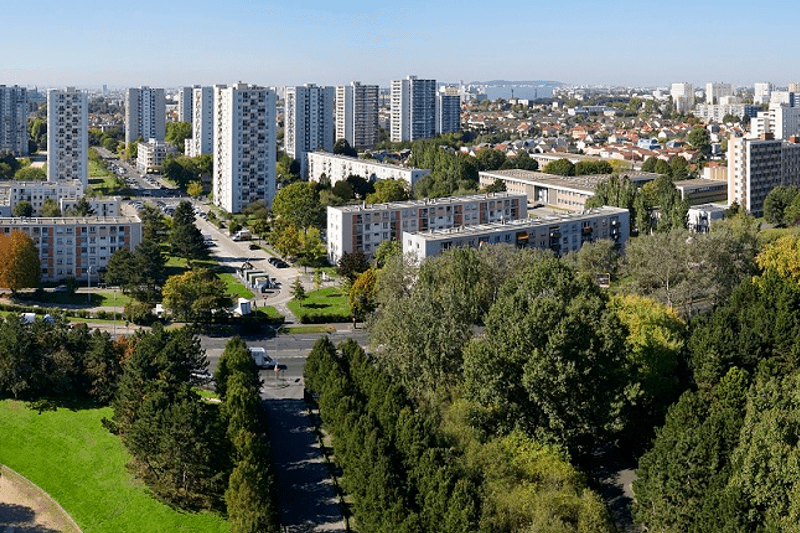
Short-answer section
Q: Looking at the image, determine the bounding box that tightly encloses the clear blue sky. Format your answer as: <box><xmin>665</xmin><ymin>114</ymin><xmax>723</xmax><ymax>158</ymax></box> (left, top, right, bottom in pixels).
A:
<box><xmin>1</xmin><ymin>0</ymin><xmax>794</xmax><ymax>89</ymax></box>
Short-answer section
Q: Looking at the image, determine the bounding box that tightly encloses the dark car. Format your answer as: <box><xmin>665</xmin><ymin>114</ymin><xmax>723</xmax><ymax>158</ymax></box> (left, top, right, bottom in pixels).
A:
<box><xmin>249</xmin><ymin>243</ymin><xmax>260</xmax><ymax>250</ymax></box>
<box><xmin>275</xmin><ymin>260</ymin><xmax>289</xmax><ymax>268</ymax></box>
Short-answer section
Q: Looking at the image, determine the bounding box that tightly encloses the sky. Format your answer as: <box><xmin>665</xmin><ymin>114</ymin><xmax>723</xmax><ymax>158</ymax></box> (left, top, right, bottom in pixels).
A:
<box><xmin>1</xmin><ymin>0</ymin><xmax>795</xmax><ymax>89</ymax></box>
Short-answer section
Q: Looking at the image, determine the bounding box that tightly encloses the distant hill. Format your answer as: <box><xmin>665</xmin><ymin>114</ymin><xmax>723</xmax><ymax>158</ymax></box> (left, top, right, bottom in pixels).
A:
<box><xmin>468</xmin><ymin>80</ymin><xmax>564</xmax><ymax>86</ymax></box>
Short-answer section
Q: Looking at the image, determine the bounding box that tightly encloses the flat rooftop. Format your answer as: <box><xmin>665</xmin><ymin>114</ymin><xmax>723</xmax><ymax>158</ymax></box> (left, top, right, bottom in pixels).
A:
<box><xmin>480</xmin><ymin>169</ymin><xmax>658</xmax><ymax>192</ymax></box>
<box><xmin>673</xmin><ymin>178</ymin><xmax>728</xmax><ymax>190</ymax></box>
<box><xmin>330</xmin><ymin>192</ymin><xmax>527</xmax><ymax>213</ymax></box>
<box><xmin>409</xmin><ymin>206</ymin><xmax>629</xmax><ymax>239</ymax></box>
<box><xmin>309</xmin><ymin>152</ymin><xmax>429</xmax><ymax>172</ymax></box>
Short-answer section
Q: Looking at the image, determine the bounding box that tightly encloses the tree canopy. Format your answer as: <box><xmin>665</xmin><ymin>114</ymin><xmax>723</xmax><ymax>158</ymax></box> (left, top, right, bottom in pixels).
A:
<box><xmin>0</xmin><ymin>231</ymin><xmax>40</xmax><ymax>293</ymax></box>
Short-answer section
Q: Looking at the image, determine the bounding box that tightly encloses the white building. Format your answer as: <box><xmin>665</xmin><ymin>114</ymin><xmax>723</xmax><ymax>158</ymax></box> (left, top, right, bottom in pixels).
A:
<box><xmin>213</xmin><ymin>83</ymin><xmax>277</xmax><ymax>213</ymax></box>
<box><xmin>47</xmin><ymin>88</ymin><xmax>88</xmax><ymax>187</ymax></box>
<box><xmin>125</xmin><ymin>87</ymin><xmax>166</xmax><ymax>145</ymax></box>
<box><xmin>0</xmin><ymin>85</ymin><xmax>28</xmax><ymax>156</ymax></box>
<box><xmin>137</xmin><ymin>139</ymin><xmax>175</xmax><ymax>171</ymax></box>
<box><xmin>436</xmin><ymin>86</ymin><xmax>461</xmax><ymax>134</ymax></box>
<box><xmin>670</xmin><ymin>82</ymin><xmax>694</xmax><ymax>114</ymax></box>
<box><xmin>186</xmin><ymin>86</ymin><xmax>214</xmax><ymax>157</ymax></box>
<box><xmin>694</xmin><ymin>103</ymin><xmax>759</xmax><ymax>123</ymax></box>
<box><xmin>307</xmin><ymin>152</ymin><xmax>430</xmax><ymax>187</ymax></box>
<box><xmin>403</xmin><ymin>206</ymin><xmax>630</xmax><ymax>262</ymax></box>
<box><xmin>769</xmin><ymin>91</ymin><xmax>796</xmax><ymax>107</ymax></box>
<box><xmin>59</xmin><ymin>196</ymin><xmax>121</xmax><ymax>218</ymax></box>
<box><xmin>687</xmin><ymin>203</ymin><xmax>726</xmax><ymax>233</ymax></box>
<box><xmin>327</xmin><ymin>192</ymin><xmax>526</xmax><ymax>264</ymax></box>
<box><xmin>391</xmin><ymin>76</ymin><xmax>437</xmax><ymax>142</ymax></box>
<box><xmin>754</xmin><ymin>82</ymin><xmax>773</xmax><ymax>105</ymax></box>
<box><xmin>0</xmin><ymin>180</ymin><xmax>83</xmax><ymax>216</ymax></box>
<box><xmin>285</xmin><ymin>84</ymin><xmax>335</xmax><ymax>177</ymax></box>
<box><xmin>705</xmin><ymin>82</ymin><xmax>733</xmax><ymax>105</ymax></box>
<box><xmin>177</xmin><ymin>86</ymin><xmax>193</xmax><ymax>123</ymax></box>
<box><xmin>750</xmin><ymin>105</ymin><xmax>800</xmax><ymax>140</ymax></box>
<box><xmin>728</xmin><ymin>134</ymin><xmax>800</xmax><ymax>215</ymax></box>
<box><xmin>0</xmin><ymin>216</ymin><xmax>142</xmax><ymax>282</ymax></box>
<box><xmin>335</xmin><ymin>82</ymin><xmax>379</xmax><ymax>150</ymax></box>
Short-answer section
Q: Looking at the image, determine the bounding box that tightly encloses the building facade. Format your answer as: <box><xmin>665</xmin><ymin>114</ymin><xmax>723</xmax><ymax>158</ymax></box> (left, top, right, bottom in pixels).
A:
<box><xmin>285</xmin><ymin>84</ymin><xmax>335</xmax><ymax>177</ymax></box>
<box><xmin>137</xmin><ymin>139</ymin><xmax>174</xmax><ymax>171</ymax></box>
<box><xmin>0</xmin><ymin>180</ymin><xmax>83</xmax><ymax>216</ymax></box>
<box><xmin>754</xmin><ymin>82</ymin><xmax>773</xmax><ymax>105</ymax></box>
<box><xmin>403</xmin><ymin>206</ymin><xmax>630</xmax><ymax>262</ymax></box>
<box><xmin>335</xmin><ymin>82</ymin><xmax>379</xmax><ymax>150</ymax></box>
<box><xmin>694</xmin><ymin>103</ymin><xmax>760</xmax><ymax>123</ymax></box>
<box><xmin>125</xmin><ymin>87</ymin><xmax>166</xmax><ymax>145</ymax></box>
<box><xmin>436</xmin><ymin>87</ymin><xmax>461</xmax><ymax>134</ymax></box>
<box><xmin>307</xmin><ymin>152</ymin><xmax>430</xmax><ymax>188</ymax></box>
<box><xmin>326</xmin><ymin>192</ymin><xmax>526</xmax><ymax>264</ymax></box>
<box><xmin>670</xmin><ymin>82</ymin><xmax>694</xmax><ymax>114</ymax></box>
<box><xmin>47</xmin><ymin>88</ymin><xmax>88</xmax><ymax>187</ymax></box>
<box><xmin>177</xmin><ymin>86</ymin><xmax>193</xmax><ymax>123</ymax></box>
<box><xmin>390</xmin><ymin>76</ymin><xmax>436</xmax><ymax>142</ymax></box>
<box><xmin>0</xmin><ymin>85</ymin><xmax>28</xmax><ymax>156</ymax></box>
<box><xmin>213</xmin><ymin>83</ymin><xmax>277</xmax><ymax>213</ymax></box>
<box><xmin>0</xmin><ymin>216</ymin><xmax>142</xmax><ymax>282</ymax></box>
<box><xmin>186</xmin><ymin>86</ymin><xmax>214</xmax><ymax>157</ymax></box>
<box><xmin>727</xmin><ymin>135</ymin><xmax>800</xmax><ymax>216</ymax></box>
<box><xmin>705</xmin><ymin>82</ymin><xmax>733</xmax><ymax>105</ymax></box>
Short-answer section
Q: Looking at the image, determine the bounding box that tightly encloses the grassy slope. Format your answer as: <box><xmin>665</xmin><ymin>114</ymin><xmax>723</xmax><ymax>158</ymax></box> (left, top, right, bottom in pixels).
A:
<box><xmin>0</xmin><ymin>400</ymin><xmax>228</xmax><ymax>533</ymax></box>
<box><xmin>286</xmin><ymin>287</ymin><xmax>350</xmax><ymax>321</ymax></box>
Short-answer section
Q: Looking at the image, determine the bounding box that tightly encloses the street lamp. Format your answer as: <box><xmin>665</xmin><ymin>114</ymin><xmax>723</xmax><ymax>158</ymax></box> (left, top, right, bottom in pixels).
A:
<box><xmin>87</xmin><ymin>265</ymin><xmax>94</xmax><ymax>304</ymax></box>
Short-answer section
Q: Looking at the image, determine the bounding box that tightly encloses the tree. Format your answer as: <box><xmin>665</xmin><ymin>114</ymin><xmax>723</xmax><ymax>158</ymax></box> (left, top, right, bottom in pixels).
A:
<box><xmin>270</xmin><ymin>181</ymin><xmax>325</xmax><ymax>231</ymax></box>
<box><xmin>214</xmin><ymin>336</ymin><xmax>260</xmax><ymax>401</ymax></box>
<box><xmin>187</xmin><ymin>181</ymin><xmax>204</xmax><ymax>198</ymax></box>
<box><xmin>270</xmin><ymin>223</ymin><xmax>302</xmax><ymax>259</ymax></box>
<box><xmin>373</xmin><ymin>240</ymin><xmax>401</xmax><ymax>269</ymax></box>
<box><xmin>290</xmin><ymin>278</ymin><xmax>306</xmax><ymax>306</ymax></box>
<box><xmin>169</xmin><ymin>201</ymin><xmax>208</xmax><ymax>262</ymax></box>
<box><xmin>756</xmin><ymin>233</ymin><xmax>800</xmax><ymax>283</ymax></box>
<box><xmin>688</xmin><ymin>126</ymin><xmax>712</xmax><ymax>155</ymax></box>
<box><xmin>512</xmin><ymin>151</ymin><xmax>538</xmax><ymax>171</ymax></box>
<box><xmin>296</xmin><ymin>227</ymin><xmax>326</xmax><ymax>271</ymax></box>
<box><xmin>336</xmin><ymin>250</ymin><xmax>370</xmax><ymax>282</ymax></box>
<box><xmin>462</xmin><ymin>259</ymin><xmax>626</xmax><ymax>461</ymax></box>
<box><xmin>333</xmin><ymin>138</ymin><xmax>357</xmax><ymax>157</ymax></box>
<box><xmin>0</xmin><ymin>231</ymin><xmax>40</xmax><ymax>294</ymax></box>
<box><xmin>483</xmin><ymin>178</ymin><xmax>506</xmax><ymax>193</ymax></box>
<box><xmin>349</xmin><ymin>269</ymin><xmax>378</xmax><ymax>320</ymax></box>
<box><xmin>365</xmin><ymin>179</ymin><xmax>409</xmax><ymax>204</ymax></box>
<box><xmin>763</xmin><ymin>185</ymin><xmax>800</xmax><ymax>226</ymax></box>
<box><xmin>40</xmin><ymin>198</ymin><xmax>61</xmax><ymax>217</ymax></box>
<box><xmin>65</xmin><ymin>196</ymin><xmax>94</xmax><ymax>217</ymax></box>
<box><xmin>574</xmin><ymin>159</ymin><xmax>614</xmax><ymax>175</ymax></box>
<box><xmin>12</xmin><ymin>201</ymin><xmax>32</xmax><ymax>217</ymax></box>
<box><xmin>474</xmin><ymin>148</ymin><xmax>508</xmax><ymax>171</ymax></box>
<box><xmin>162</xmin><ymin>269</ymin><xmax>233</xmax><ymax>323</ymax></box>
<box><xmin>165</xmin><ymin>121</ymin><xmax>192</xmax><ymax>149</ymax></box>
<box><xmin>225</xmin><ymin>431</ymin><xmax>280</xmax><ymax>533</ymax></box>
<box><xmin>542</xmin><ymin>158</ymin><xmax>575</xmax><ymax>176</ymax></box>
<box><xmin>14</xmin><ymin>167</ymin><xmax>46</xmax><ymax>181</ymax></box>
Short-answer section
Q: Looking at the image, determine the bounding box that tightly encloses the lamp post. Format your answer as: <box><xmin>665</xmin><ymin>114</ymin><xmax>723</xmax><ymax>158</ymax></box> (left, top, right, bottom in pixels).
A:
<box><xmin>87</xmin><ymin>265</ymin><xmax>94</xmax><ymax>304</ymax></box>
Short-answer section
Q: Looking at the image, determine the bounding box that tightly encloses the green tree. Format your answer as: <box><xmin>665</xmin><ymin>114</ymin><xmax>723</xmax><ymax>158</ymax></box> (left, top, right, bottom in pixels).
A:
<box><xmin>688</xmin><ymin>126</ymin><xmax>712</xmax><ymax>155</ymax></box>
<box><xmin>333</xmin><ymin>138</ymin><xmax>357</xmax><ymax>157</ymax></box>
<box><xmin>14</xmin><ymin>167</ymin><xmax>46</xmax><ymax>181</ymax></box>
<box><xmin>65</xmin><ymin>196</ymin><xmax>94</xmax><ymax>217</ymax></box>
<box><xmin>162</xmin><ymin>268</ymin><xmax>233</xmax><ymax>323</ymax></box>
<box><xmin>462</xmin><ymin>259</ymin><xmax>625</xmax><ymax>461</ymax></box>
<box><xmin>12</xmin><ymin>201</ymin><xmax>32</xmax><ymax>217</ymax></box>
<box><xmin>542</xmin><ymin>158</ymin><xmax>576</xmax><ymax>176</ymax></box>
<box><xmin>349</xmin><ymin>269</ymin><xmax>378</xmax><ymax>320</ymax></box>
<box><xmin>270</xmin><ymin>181</ymin><xmax>324</xmax><ymax>231</ymax></box>
<box><xmin>365</xmin><ymin>178</ymin><xmax>409</xmax><ymax>204</ymax></box>
<box><xmin>187</xmin><ymin>181</ymin><xmax>203</xmax><ymax>198</ymax></box>
<box><xmin>169</xmin><ymin>201</ymin><xmax>208</xmax><ymax>262</ymax></box>
<box><xmin>39</xmin><ymin>198</ymin><xmax>61</xmax><ymax>217</ymax></box>
<box><xmin>225</xmin><ymin>431</ymin><xmax>280</xmax><ymax>533</ymax></box>
<box><xmin>373</xmin><ymin>240</ymin><xmax>401</xmax><ymax>269</ymax></box>
<box><xmin>474</xmin><ymin>147</ymin><xmax>508</xmax><ymax>171</ymax></box>
<box><xmin>336</xmin><ymin>250</ymin><xmax>370</xmax><ymax>282</ymax></box>
<box><xmin>763</xmin><ymin>185</ymin><xmax>800</xmax><ymax>226</ymax></box>
<box><xmin>165</xmin><ymin>121</ymin><xmax>192</xmax><ymax>149</ymax></box>
<box><xmin>214</xmin><ymin>336</ymin><xmax>260</xmax><ymax>401</ymax></box>
<box><xmin>0</xmin><ymin>231</ymin><xmax>40</xmax><ymax>294</ymax></box>
<box><xmin>290</xmin><ymin>278</ymin><xmax>306</xmax><ymax>306</ymax></box>
<box><xmin>512</xmin><ymin>151</ymin><xmax>539</xmax><ymax>171</ymax></box>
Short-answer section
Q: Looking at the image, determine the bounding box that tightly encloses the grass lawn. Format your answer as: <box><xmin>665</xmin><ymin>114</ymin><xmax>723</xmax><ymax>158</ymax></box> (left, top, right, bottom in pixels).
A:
<box><xmin>287</xmin><ymin>287</ymin><xmax>351</xmax><ymax>323</ymax></box>
<box><xmin>282</xmin><ymin>324</ymin><xmax>336</xmax><ymax>334</ymax></box>
<box><xmin>218</xmin><ymin>272</ymin><xmax>253</xmax><ymax>299</ymax></box>
<box><xmin>17</xmin><ymin>291</ymin><xmax>132</xmax><ymax>308</ymax></box>
<box><xmin>0</xmin><ymin>400</ymin><xmax>228</xmax><ymax>533</ymax></box>
<box><xmin>253</xmin><ymin>306</ymin><xmax>285</xmax><ymax>324</ymax></box>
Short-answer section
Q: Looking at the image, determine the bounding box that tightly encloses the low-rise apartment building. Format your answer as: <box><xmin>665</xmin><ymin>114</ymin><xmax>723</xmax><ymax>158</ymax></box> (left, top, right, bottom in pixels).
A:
<box><xmin>326</xmin><ymin>192</ymin><xmax>526</xmax><ymax>264</ymax></box>
<box><xmin>0</xmin><ymin>216</ymin><xmax>142</xmax><ymax>282</ymax></box>
<box><xmin>307</xmin><ymin>152</ymin><xmax>430</xmax><ymax>187</ymax></box>
<box><xmin>0</xmin><ymin>180</ymin><xmax>84</xmax><ymax>216</ymax></box>
<box><xmin>403</xmin><ymin>206</ymin><xmax>630</xmax><ymax>262</ymax></box>
<box><xmin>137</xmin><ymin>139</ymin><xmax>175</xmax><ymax>172</ymax></box>
<box><xmin>673</xmin><ymin>179</ymin><xmax>728</xmax><ymax>205</ymax></box>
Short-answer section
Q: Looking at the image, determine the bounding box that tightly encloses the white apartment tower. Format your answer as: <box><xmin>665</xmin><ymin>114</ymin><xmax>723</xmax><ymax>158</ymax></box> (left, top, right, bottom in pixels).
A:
<box><xmin>125</xmin><ymin>86</ymin><xmax>166</xmax><ymax>145</ymax></box>
<box><xmin>285</xmin><ymin>84</ymin><xmax>335</xmax><ymax>177</ymax></box>
<box><xmin>391</xmin><ymin>76</ymin><xmax>437</xmax><ymax>142</ymax></box>
<box><xmin>47</xmin><ymin>88</ymin><xmax>88</xmax><ymax>187</ymax></box>
<box><xmin>177</xmin><ymin>86</ymin><xmax>193</xmax><ymax>123</ymax></box>
<box><xmin>335</xmin><ymin>82</ymin><xmax>379</xmax><ymax>150</ymax></box>
<box><xmin>186</xmin><ymin>86</ymin><xmax>214</xmax><ymax>157</ymax></box>
<box><xmin>754</xmin><ymin>82</ymin><xmax>773</xmax><ymax>105</ymax></box>
<box><xmin>436</xmin><ymin>86</ymin><xmax>461</xmax><ymax>134</ymax></box>
<box><xmin>213</xmin><ymin>83</ymin><xmax>277</xmax><ymax>214</ymax></box>
<box><xmin>670</xmin><ymin>83</ymin><xmax>694</xmax><ymax>114</ymax></box>
<box><xmin>0</xmin><ymin>86</ymin><xmax>28</xmax><ymax>156</ymax></box>
<box><xmin>705</xmin><ymin>82</ymin><xmax>733</xmax><ymax>105</ymax></box>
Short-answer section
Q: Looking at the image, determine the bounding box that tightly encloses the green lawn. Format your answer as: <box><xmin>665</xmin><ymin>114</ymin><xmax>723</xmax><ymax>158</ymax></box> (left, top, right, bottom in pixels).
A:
<box><xmin>218</xmin><ymin>272</ymin><xmax>253</xmax><ymax>299</ymax></box>
<box><xmin>287</xmin><ymin>287</ymin><xmax>351</xmax><ymax>323</ymax></box>
<box><xmin>18</xmin><ymin>291</ymin><xmax>132</xmax><ymax>308</ymax></box>
<box><xmin>0</xmin><ymin>400</ymin><xmax>228</xmax><ymax>533</ymax></box>
<box><xmin>253</xmin><ymin>306</ymin><xmax>285</xmax><ymax>324</ymax></box>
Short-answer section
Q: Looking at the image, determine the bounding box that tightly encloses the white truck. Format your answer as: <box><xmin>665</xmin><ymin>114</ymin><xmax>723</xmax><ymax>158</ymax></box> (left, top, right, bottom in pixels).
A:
<box><xmin>232</xmin><ymin>229</ymin><xmax>252</xmax><ymax>241</ymax></box>
<box><xmin>248</xmin><ymin>346</ymin><xmax>275</xmax><ymax>369</ymax></box>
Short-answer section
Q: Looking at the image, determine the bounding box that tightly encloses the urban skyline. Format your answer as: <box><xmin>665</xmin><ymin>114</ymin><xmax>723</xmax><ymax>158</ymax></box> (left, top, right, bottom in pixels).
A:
<box><xmin>2</xmin><ymin>0</ymin><xmax>796</xmax><ymax>89</ymax></box>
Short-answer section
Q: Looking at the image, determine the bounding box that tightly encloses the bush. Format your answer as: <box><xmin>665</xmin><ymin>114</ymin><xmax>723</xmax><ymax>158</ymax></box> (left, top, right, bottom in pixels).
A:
<box><xmin>124</xmin><ymin>300</ymin><xmax>157</xmax><ymax>325</ymax></box>
<box><xmin>297</xmin><ymin>311</ymin><xmax>351</xmax><ymax>324</ymax></box>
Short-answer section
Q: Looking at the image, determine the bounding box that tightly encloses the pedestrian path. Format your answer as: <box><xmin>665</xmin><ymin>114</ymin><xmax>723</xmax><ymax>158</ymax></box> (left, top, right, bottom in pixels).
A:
<box><xmin>265</xmin><ymin>399</ymin><xmax>347</xmax><ymax>533</ymax></box>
